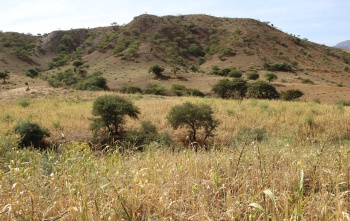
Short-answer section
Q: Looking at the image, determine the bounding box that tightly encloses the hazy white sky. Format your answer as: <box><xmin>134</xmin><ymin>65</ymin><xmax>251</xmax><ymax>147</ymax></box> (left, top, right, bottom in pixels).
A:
<box><xmin>1</xmin><ymin>0</ymin><xmax>349</xmax><ymax>46</ymax></box>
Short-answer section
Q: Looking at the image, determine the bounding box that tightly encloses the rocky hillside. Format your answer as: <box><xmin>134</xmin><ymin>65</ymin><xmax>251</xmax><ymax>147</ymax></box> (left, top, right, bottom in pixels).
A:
<box><xmin>1</xmin><ymin>14</ymin><xmax>350</xmax><ymax>103</ymax></box>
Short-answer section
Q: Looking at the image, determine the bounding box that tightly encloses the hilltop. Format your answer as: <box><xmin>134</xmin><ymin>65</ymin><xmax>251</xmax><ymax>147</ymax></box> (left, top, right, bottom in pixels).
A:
<box><xmin>1</xmin><ymin>14</ymin><xmax>350</xmax><ymax>103</ymax></box>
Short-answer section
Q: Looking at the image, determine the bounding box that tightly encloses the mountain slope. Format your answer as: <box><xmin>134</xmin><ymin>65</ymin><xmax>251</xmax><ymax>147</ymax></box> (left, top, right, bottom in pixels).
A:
<box><xmin>1</xmin><ymin>14</ymin><xmax>350</xmax><ymax>103</ymax></box>
<box><xmin>334</xmin><ymin>40</ymin><xmax>350</xmax><ymax>50</ymax></box>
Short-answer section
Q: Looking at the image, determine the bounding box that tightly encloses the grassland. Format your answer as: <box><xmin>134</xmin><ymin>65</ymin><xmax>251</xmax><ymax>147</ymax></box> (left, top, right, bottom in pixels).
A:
<box><xmin>1</xmin><ymin>92</ymin><xmax>350</xmax><ymax>220</ymax></box>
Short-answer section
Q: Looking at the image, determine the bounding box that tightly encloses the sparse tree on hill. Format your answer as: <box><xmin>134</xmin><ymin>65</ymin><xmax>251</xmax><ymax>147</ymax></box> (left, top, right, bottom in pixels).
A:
<box><xmin>246</xmin><ymin>81</ymin><xmax>279</xmax><ymax>99</ymax></box>
<box><xmin>246</xmin><ymin>72</ymin><xmax>260</xmax><ymax>80</ymax></box>
<box><xmin>264</xmin><ymin>72</ymin><xmax>278</xmax><ymax>82</ymax></box>
<box><xmin>212</xmin><ymin>78</ymin><xmax>247</xmax><ymax>99</ymax></box>
<box><xmin>167</xmin><ymin>102</ymin><xmax>219</xmax><ymax>143</ymax></box>
<box><xmin>148</xmin><ymin>65</ymin><xmax>165</xmax><ymax>77</ymax></box>
<box><xmin>0</xmin><ymin>71</ymin><xmax>9</xmax><ymax>83</ymax></box>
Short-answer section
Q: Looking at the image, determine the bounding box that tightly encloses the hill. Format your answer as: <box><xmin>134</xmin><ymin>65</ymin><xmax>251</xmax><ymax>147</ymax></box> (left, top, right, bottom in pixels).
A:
<box><xmin>1</xmin><ymin>14</ymin><xmax>350</xmax><ymax>103</ymax></box>
<box><xmin>334</xmin><ymin>40</ymin><xmax>350</xmax><ymax>50</ymax></box>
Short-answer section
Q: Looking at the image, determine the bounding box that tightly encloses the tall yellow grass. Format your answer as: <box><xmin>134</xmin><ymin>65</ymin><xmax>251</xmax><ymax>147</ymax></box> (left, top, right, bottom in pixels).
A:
<box><xmin>0</xmin><ymin>92</ymin><xmax>349</xmax><ymax>220</ymax></box>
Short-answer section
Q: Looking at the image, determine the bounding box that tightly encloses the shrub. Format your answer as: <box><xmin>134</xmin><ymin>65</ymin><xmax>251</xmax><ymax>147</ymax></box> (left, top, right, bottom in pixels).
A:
<box><xmin>263</xmin><ymin>61</ymin><xmax>291</xmax><ymax>72</ymax></box>
<box><xmin>75</xmin><ymin>75</ymin><xmax>107</xmax><ymax>91</ymax></box>
<box><xmin>17</xmin><ymin>98</ymin><xmax>30</xmax><ymax>107</ymax></box>
<box><xmin>167</xmin><ymin>102</ymin><xmax>219</xmax><ymax>143</ymax></box>
<box><xmin>246</xmin><ymin>81</ymin><xmax>279</xmax><ymax>99</ymax></box>
<box><xmin>124</xmin><ymin>121</ymin><xmax>172</xmax><ymax>149</ymax></box>
<box><xmin>212</xmin><ymin>78</ymin><xmax>247</xmax><ymax>99</ymax></box>
<box><xmin>72</xmin><ymin>60</ymin><xmax>84</xmax><ymax>68</ymax></box>
<box><xmin>228</xmin><ymin>69</ymin><xmax>242</xmax><ymax>78</ymax></box>
<box><xmin>119</xmin><ymin>84</ymin><xmax>142</xmax><ymax>94</ymax></box>
<box><xmin>90</xmin><ymin>95</ymin><xmax>140</xmax><ymax>140</ymax></box>
<box><xmin>246</xmin><ymin>72</ymin><xmax>259</xmax><ymax>80</ymax></box>
<box><xmin>189</xmin><ymin>65</ymin><xmax>199</xmax><ymax>73</ymax></box>
<box><xmin>148</xmin><ymin>65</ymin><xmax>165</xmax><ymax>77</ymax></box>
<box><xmin>145</xmin><ymin>84</ymin><xmax>166</xmax><ymax>95</ymax></box>
<box><xmin>187</xmin><ymin>88</ymin><xmax>205</xmax><ymax>97</ymax></box>
<box><xmin>0</xmin><ymin>71</ymin><xmax>9</xmax><ymax>83</ymax></box>
<box><xmin>301</xmin><ymin>78</ymin><xmax>315</xmax><ymax>85</ymax></box>
<box><xmin>280</xmin><ymin>89</ymin><xmax>304</xmax><ymax>101</ymax></box>
<box><xmin>171</xmin><ymin>84</ymin><xmax>205</xmax><ymax>97</ymax></box>
<box><xmin>171</xmin><ymin>84</ymin><xmax>187</xmax><ymax>96</ymax></box>
<box><xmin>264</xmin><ymin>71</ymin><xmax>278</xmax><ymax>82</ymax></box>
<box><xmin>48</xmin><ymin>52</ymin><xmax>70</xmax><ymax>69</ymax></box>
<box><xmin>25</xmin><ymin>67</ymin><xmax>40</xmax><ymax>78</ymax></box>
<box><xmin>13</xmin><ymin>121</ymin><xmax>50</xmax><ymax>148</ymax></box>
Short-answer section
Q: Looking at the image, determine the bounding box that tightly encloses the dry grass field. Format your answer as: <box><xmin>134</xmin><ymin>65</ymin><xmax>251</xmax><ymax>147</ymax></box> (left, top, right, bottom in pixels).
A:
<box><xmin>1</xmin><ymin>92</ymin><xmax>350</xmax><ymax>220</ymax></box>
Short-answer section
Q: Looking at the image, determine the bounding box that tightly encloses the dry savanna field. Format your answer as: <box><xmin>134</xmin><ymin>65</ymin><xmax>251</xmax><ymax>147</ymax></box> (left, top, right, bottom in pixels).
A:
<box><xmin>0</xmin><ymin>91</ymin><xmax>350</xmax><ymax>220</ymax></box>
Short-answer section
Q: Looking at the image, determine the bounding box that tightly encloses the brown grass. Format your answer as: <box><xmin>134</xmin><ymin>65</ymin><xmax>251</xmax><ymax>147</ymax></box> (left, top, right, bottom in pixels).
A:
<box><xmin>0</xmin><ymin>93</ymin><xmax>350</xmax><ymax>220</ymax></box>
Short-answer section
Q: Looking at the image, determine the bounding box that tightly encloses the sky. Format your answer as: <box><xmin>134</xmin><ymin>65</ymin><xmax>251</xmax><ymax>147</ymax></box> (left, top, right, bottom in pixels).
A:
<box><xmin>1</xmin><ymin>0</ymin><xmax>349</xmax><ymax>46</ymax></box>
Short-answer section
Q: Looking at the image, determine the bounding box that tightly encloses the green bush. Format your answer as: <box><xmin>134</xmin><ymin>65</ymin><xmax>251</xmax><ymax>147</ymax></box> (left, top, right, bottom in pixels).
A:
<box><xmin>167</xmin><ymin>102</ymin><xmax>219</xmax><ymax>143</ymax></box>
<box><xmin>123</xmin><ymin>121</ymin><xmax>172</xmax><ymax>149</ymax></box>
<box><xmin>148</xmin><ymin>65</ymin><xmax>165</xmax><ymax>77</ymax></box>
<box><xmin>90</xmin><ymin>95</ymin><xmax>140</xmax><ymax>141</ymax></box>
<box><xmin>75</xmin><ymin>75</ymin><xmax>107</xmax><ymax>91</ymax></box>
<box><xmin>0</xmin><ymin>71</ymin><xmax>9</xmax><ymax>83</ymax></box>
<box><xmin>212</xmin><ymin>78</ymin><xmax>247</xmax><ymax>99</ymax></box>
<box><xmin>228</xmin><ymin>69</ymin><xmax>242</xmax><ymax>78</ymax></box>
<box><xmin>301</xmin><ymin>78</ymin><xmax>315</xmax><ymax>85</ymax></box>
<box><xmin>171</xmin><ymin>84</ymin><xmax>204</xmax><ymax>97</ymax></box>
<box><xmin>246</xmin><ymin>72</ymin><xmax>259</xmax><ymax>80</ymax></box>
<box><xmin>17</xmin><ymin>98</ymin><xmax>30</xmax><ymax>107</ymax></box>
<box><xmin>13</xmin><ymin>121</ymin><xmax>50</xmax><ymax>148</ymax></box>
<box><xmin>246</xmin><ymin>81</ymin><xmax>279</xmax><ymax>99</ymax></box>
<box><xmin>264</xmin><ymin>71</ymin><xmax>278</xmax><ymax>82</ymax></box>
<box><xmin>263</xmin><ymin>61</ymin><xmax>291</xmax><ymax>72</ymax></box>
<box><xmin>145</xmin><ymin>84</ymin><xmax>166</xmax><ymax>95</ymax></box>
<box><xmin>119</xmin><ymin>84</ymin><xmax>142</xmax><ymax>94</ymax></box>
<box><xmin>280</xmin><ymin>89</ymin><xmax>304</xmax><ymax>101</ymax></box>
<box><xmin>25</xmin><ymin>67</ymin><xmax>40</xmax><ymax>78</ymax></box>
<box><xmin>48</xmin><ymin>52</ymin><xmax>70</xmax><ymax>69</ymax></box>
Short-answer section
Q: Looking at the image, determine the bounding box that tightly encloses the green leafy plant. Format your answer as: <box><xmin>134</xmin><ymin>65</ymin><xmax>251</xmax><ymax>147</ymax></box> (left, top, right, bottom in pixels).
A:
<box><xmin>13</xmin><ymin>121</ymin><xmax>50</xmax><ymax>148</ymax></box>
<box><xmin>0</xmin><ymin>71</ymin><xmax>9</xmax><ymax>83</ymax></box>
<box><xmin>148</xmin><ymin>65</ymin><xmax>165</xmax><ymax>77</ymax></box>
<box><xmin>119</xmin><ymin>84</ymin><xmax>142</xmax><ymax>94</ymax></box>
<box><xmin>280</xmin><ymin>89</ymin><xmax>304</xmax><ymax>101</ymax></box>
<box><xmin>212</xmin><ymin>78</ymin><xmax>247</xmax><ymax>99</ymax></box>
<box><xmin>246</xmin><ymin>81</ymin><xmax>279</xmax><ymax>99</ymax></box>
<box><xmin>25</xmin><ymin>67</ymin><xmax>40</xmax><ymax>78</ymax></box>
<box><xmin>264</xmin><ymin>72</ymin><xmax>278</xmax><ymax>82</ymax></box>
<box><xmin>171</xmin><ymin>84</ymin><xmax>204</xmax><ymax>97</ymax></box>
<box><xmin>167</xmin><ymin>102</ymin><xmax>219</xmax><ymax>142</ymax></box>
<box><xmin>246</xmin><ymin>72</ymin><xmax>260</xmax><ymax>80</ymax></box>
<box><xmin>90</xmin><ymin>95</ymin><xmax>140</xmax><ymax>140</ymax></box>
<box><xmin>75</xmin><ymin>74</ymin><xmax>107</xmax><ymax>91</ymax></box>
<box><xmin>144</xmin><ymin>84</ymin><xmax>166</xmax><ymax>95</ymax></box>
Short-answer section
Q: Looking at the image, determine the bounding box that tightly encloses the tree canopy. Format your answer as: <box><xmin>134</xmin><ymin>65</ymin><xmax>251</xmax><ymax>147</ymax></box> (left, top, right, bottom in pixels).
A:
<box><xmin>90</xmin><ymin>95</ymin><xmax>140</xmax><ymax>138</ymax></box>
<box><xmin>167</xmin><ymin>102</ymin><xmax>219</xmax><ymax>142</ymax></box>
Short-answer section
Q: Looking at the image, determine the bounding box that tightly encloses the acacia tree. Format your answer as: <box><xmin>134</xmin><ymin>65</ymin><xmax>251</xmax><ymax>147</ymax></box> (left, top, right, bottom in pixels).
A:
<box><xmin>264</xmin><ymin>72</ymin><xmax>278</xmax><ymax>82</ymax></box>
<box><xmin>246</xmin><ymin>81</ymin><xmax>279</xmax><ymax>99</ymax></box>
<box><xmin>90</xmin><ymin>95</ymin><xmax>140</xmax><ymax>140</ymax></box>
<box><xmin>212</xmin><ymin>78</ymin><xmax>247</xmax><ymax>99</ymax></box>
<box><xmin>167</xmin><ymin>102</ymin><xmax>219</xmax><ymax>143</ymax></box>
<box><xmin>148</xmin><ymin>65</ymin><xmax>165</xmax><ymax>77</ymax></box>
<box><xmin>0</xmin><ymin>71</ymin><xmax>9</xmax><ymax>83</ymax></box>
